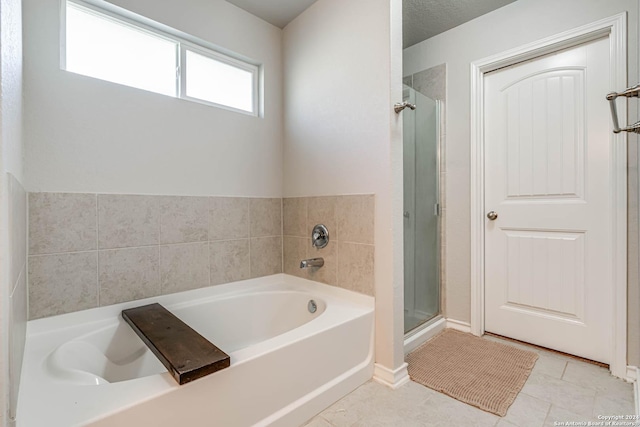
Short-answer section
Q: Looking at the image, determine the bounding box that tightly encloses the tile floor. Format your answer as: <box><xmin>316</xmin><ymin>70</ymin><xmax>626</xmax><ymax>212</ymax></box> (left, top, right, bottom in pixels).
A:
<box><xmin>305</xmin><ymin>335</ymin><xmax>635</xmax><ymax>427</ymax></box>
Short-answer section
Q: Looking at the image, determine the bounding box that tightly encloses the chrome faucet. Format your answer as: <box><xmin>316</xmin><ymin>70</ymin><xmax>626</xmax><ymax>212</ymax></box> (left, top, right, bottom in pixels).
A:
<box><xmin>300</xmin><ymin>258</ymin><xmax>324</xmax><ymax>269</ymax></box>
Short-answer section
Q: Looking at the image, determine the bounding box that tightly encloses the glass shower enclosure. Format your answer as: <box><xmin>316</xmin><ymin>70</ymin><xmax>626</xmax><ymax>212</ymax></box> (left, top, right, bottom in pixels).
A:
<box><xmin>403</xmin><ymin>84</ymin><xmax>441</xmax><ymax>334</ymax></box>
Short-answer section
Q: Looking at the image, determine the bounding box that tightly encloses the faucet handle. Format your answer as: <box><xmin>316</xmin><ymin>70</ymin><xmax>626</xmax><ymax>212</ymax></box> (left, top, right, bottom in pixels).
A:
<box><xmin>311</xmin><ymin>224</ymin><xmax>329</xmax><ymax>249</ymax></box>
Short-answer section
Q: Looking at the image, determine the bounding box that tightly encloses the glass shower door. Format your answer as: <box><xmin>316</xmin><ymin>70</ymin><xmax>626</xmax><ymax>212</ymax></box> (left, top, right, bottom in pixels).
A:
<box><xmin>403</xmin><ymin>84</ymin><xmax>440</xmax><ymax>334</ymax></box>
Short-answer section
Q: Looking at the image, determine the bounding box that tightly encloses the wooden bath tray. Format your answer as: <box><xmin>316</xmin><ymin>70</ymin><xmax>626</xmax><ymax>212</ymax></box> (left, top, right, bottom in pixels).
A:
<box><xmin>122</xmin><ymin>303</ymin><xmax>230</xmax><ymax>385</ymax></box>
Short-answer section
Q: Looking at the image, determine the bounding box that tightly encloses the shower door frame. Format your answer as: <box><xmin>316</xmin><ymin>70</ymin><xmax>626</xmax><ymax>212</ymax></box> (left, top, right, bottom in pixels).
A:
<box><xmin>469</xmin><ymin>14</ymin><xmax>628</xmax><ymax>379</ymax></box>
<box><xmin>403</xmin><ymin>95</ymin><xmax>445</xmax><ymax>350</ymax></box>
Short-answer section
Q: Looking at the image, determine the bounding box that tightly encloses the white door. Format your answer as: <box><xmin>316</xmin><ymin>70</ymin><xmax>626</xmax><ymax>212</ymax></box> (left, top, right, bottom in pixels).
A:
<box><xmin>484</xmin><ymin>36</ymin><xmax>612</xmax><ymax>363</ymax></box>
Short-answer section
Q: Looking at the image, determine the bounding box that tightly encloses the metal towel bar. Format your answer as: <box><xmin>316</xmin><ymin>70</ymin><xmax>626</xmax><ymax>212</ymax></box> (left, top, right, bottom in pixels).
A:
<box><xmin>606</xmin><ymin>84</ymin><xmax>640</xmax><ymax>133</ymax></box>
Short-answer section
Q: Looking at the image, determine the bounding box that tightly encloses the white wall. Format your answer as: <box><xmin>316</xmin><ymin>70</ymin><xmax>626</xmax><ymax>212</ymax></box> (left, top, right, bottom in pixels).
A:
<box><xmin>403</xmin><ymin>0</ymin><xmax>639</xmax><ymax>362</ymax></box>
<box><xmin>0</xmin><ymin>0</ymin><xmax>22</xmax><ymax>182</ymax></box>
<box><xmin>23</xmin><ymin>0</ymin><xmax>283</xmax><ymax>198</ymax></box>
<box><xmin>284</xmin><ymin>0</ymin><xmax>406</xmax><ymax>378</ymax></box>
<box><xmin>0</xmin><ymin>0</ymin><xmax>24</xmax><ymax>424</ymax></box>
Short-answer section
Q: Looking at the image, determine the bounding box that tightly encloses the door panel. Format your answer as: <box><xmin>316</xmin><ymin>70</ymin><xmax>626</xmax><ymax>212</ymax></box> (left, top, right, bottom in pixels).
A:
<box><xmin>504</xmin><ymin>229</ymin><xmax>585</xmax><ymax>321</ymax></box>
<box><xmin>504</xmin><ymin>69</ymin><xmax>585</xmax><ymax>199</ymax></box>
<box><xmin>484</xmin><ymin>37</ymin><xmax>611</xmax><ymax>363</ymax></box>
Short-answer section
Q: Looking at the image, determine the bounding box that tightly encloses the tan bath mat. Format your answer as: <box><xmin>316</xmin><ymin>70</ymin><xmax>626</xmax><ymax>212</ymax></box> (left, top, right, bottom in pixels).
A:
<box><xmin>406</xmin><ymin>329</ymin><xmax>538</xmax><ymax>416</ymax></box>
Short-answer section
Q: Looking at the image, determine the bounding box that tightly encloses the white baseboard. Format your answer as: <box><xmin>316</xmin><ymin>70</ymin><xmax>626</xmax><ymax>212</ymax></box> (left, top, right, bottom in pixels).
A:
<box><xmin>627</xmin><ymin>365</ymin><xmax>638</xmax><ymax>382</ymax></box>
<box><xmin>373</xmin><ymin>362</ymin><xmax>410</xmax><ymax>390</ymax></box>
<box><xmin>446</xmin><ymin>318</ymin><xmax>472</xmax><ymax>333</ymax></box>
<box><xmin>404</xmin><ymin>316</ymin><xmax>446</xmax><ymax>355</ymax></box>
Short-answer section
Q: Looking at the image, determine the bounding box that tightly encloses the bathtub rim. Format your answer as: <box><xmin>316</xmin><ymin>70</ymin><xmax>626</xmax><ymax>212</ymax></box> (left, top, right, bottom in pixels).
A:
<box><xmin>18</xmin><ymin>274</ymin><xmax>375</xmax><ymax>427</ymax></box>
<box><xmin>26</xmin><ymin>273</ymin><xmax>373</xmax><ymax>337</ymax></box>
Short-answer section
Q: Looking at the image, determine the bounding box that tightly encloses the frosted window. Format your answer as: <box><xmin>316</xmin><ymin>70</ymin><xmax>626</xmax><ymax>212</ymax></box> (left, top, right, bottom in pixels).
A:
<box><xmin>63</xmin><ymin>1</ymin><xmax>259</xmax><ymax>115</ymax></box>
<box><xmin>186</xmin><ymin>50</ymin><xmax>254</xmax><ymax>113</ymax></box>
<box><xmin>66</xmin><ymin>3</ymin><xmax>177</xmax><ymax>96</ymax></box>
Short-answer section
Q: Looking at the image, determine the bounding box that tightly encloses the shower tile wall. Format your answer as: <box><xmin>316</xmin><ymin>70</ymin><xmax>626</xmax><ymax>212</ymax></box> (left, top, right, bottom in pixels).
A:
<box><xmin>27</xmin><ymin>193</ymin><xmax>283</xmax><ymax>319</ymax></box>
<box><xmin>404</xmin><ymin>63</ymin><xmax>447</xmax><ymax>313</ymax></box>
<box><xmin>412</xmin><ymin>64</ymin><xmax>446</xmax><ymax>102</ymax></box>
<box><xmin>282</xmin><ymin>195</ymin><xmax>375</xmax><ymax>296</ymax></box>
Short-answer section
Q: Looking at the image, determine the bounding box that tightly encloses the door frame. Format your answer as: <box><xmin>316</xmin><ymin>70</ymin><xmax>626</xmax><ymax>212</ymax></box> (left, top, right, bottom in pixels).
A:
<box><xmin>469</xmin><ymin>13</ymin><xmax>628</xmax><ymax>378</ymax></box>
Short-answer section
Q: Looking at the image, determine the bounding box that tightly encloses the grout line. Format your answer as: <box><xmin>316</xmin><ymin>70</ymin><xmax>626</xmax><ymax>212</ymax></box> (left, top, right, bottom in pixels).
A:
<box><xmin>156</xmin><ymin>198</ymin><xmax>161</xmax><ymax>296</ymax></box>
<box><xmin>281</xmin><ymin>197</ymin><xmax>285</xmax><ymax>274</ymax></box>
<box><xmin>96</xmin><ymin>194</ymin><xmax>100</xmax><ymax>307</ymax></box>
<box><xmin>248</xmin><ymin>235</ymin><xmax>283</xmax><ymax>239</ymax></box>
<box><xmin>94</xmin><ymin>251</ymin><xmax>99</xmax><ymax>308</ymax></box>
<box><xmin>29</xmin><ymin>249</ymin><xmax>100</xmax><ymax>257</ymax></box>
<box><xmin>206</xmin><ymin>240</ymin><xmax>211</xmax><ymax>288</ymax></box>
<box><xmin>560</xmin><ymin>361</ymin><xmax>568</xmax><ymax>379</ymax></box>
<box><xmin>207</xmin><ymin>198</ymin><xmax>211</xmax><ymax>288</ymax></box>
<box><xmin>207</xmin><ymin>197</ymin><xmax>212</xmax><ymax>241</ymax></box>
<box><xmin>156</xmin><ymin>245</ymin><xmax>161</xmax><ymax>296</ymax></box>
<box><xmin>31</xmin><ymin>239</ymin><xmax>235</xmax><ymax>258</ymax></box>
<box><xmin>248</xmin><ymin>199</ymin><xmax>252</xmax><ymax>277</ymax></box>
<box><xmin>158</xmin><ymin>240</ymin><xmax>210</xmax><ymax>247</ymax></box>
<box><xmin>336</xmin><ymin>241</ymin><xmax>374</xmax><ymax>246</ymax></box>
<box><xmin>541</xmin><ymin>404</ymin><xmax>552</xmax><ymax>427</ymax></box>
<box><xmin>335</xmin><ymin>239</ymin><xmax>340</xmax><ymax>286</ymax></box>
<box><xmin>26</xmin><ymin>189</ymin><xmax>30</xmax><ymax>320</ymax></box>
<box><xmin>157</xmin><ymin>197</ymin><xmax>162</xmax><ymax>247</ymax></box>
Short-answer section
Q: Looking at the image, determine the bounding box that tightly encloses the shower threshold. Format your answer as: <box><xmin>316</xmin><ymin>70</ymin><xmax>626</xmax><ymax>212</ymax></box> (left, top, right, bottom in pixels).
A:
<box><xmin>403</xmin><ymin>315</ymin><xmax>445</xmax><ymax>355</ymax></box>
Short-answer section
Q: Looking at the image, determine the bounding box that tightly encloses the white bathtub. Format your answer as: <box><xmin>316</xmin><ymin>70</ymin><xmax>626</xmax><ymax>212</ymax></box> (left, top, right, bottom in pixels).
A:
<box><xmin>17</xmin><ymin>274</ymin><xmax>374</xmax><ymax>427</ymax></box>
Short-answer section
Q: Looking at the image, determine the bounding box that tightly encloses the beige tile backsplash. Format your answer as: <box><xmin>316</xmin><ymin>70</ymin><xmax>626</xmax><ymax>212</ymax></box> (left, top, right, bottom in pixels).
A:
<box><xmin>283</xmin><ymin>197</ymin><xmax>307</xmax><ymax>237</ymax></box>
<box><xmin>250</xmin><ymin>198</ymin><xmax>282</xmax><ymax>237</ymax></box>
<box><xmin>250</xmin><ymin>236</ymin><xmax>283</xmax><ymax>278</ymax></box>
<box><xmin>209</xmin><ymin>239</ymin><xmax>251</xmax><ymax>285</ymax></box>
<box><xmin>283</xmin><ymin>195</ymin><xmax>375</xmax><ymax>296</ymax></box>
<box><xmin>98</xmin><ymin>194</ymin><xmax>160</xmax><ymax>249</ymax></box>
<box><xmin>29</xmin><ymin>251</ymin><xmax>98</xmax><ymax>318</ymax></box>
<box><xmin>98</xmin><ymin>246</ymin><xmax>160</xmax><ymax>306</ymax></box>
<box><xmin>28</xmin><ymin>193</ymin><xmax>283</xmax><ymax>319</ymax></box>
<box><xmin>29</xmin><ymin>192</ymin><xmax>96</xmax><ymax>255</ymax></box>
<box><xmin>336</xmin><ymin>195</ymin><xmax>374</xmax><ymax>245</ymax></box>
<box><xmin>307</xmin><ymin>196</ymin><xmax>337</xmax><ymax>240</ymax></box>
<box><xmin>28</xmin><ymin>192</ymin><xmax>375</xmax><ymax>319</ymax></box>
<box><xmin>337</xmin><ymin>242</ymin><xmax>374</xmax><ymax>296</ymax></box>
<box><xmin>159</xmin><ymin>196</ymin><xmax>208</xmax><ymax>244</ymax></box>
<box><xmin>160</xmin><ymin>242</ymin><xmax>210</xmax><ymax>294</ymax></box>
<box><xmin>209</xmin><ymin>197</ymin><xmax>249</xmax><ymax>240</ymax></box>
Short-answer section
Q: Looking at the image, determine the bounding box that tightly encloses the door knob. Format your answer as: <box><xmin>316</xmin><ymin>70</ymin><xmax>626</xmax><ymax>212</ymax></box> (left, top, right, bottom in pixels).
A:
<box><xmin>487</xmin><ymin>211</ymin><xmax>498</xmax><ymax>221</ymax></box>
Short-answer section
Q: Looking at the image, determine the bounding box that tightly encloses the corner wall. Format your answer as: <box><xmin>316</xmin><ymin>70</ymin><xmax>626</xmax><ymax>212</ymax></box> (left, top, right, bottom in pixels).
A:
<box><xmin>0</xmin><ymin>0</ymin><xmax>25</xmax><ymax>424</ymax></box>
<box><xmin>403</xmin><ymin>0</ymin><xmax>640</xmax><ymax>365</ymax></box>
<box><xmin>283</xmin><ymin>0</ymin><xmax>406</xmax><ymax>382</ymax></box>
<box><xmin>23</xmin><ymin>0</ymin><xmax>283</xmax><ymax>198</ymax></box>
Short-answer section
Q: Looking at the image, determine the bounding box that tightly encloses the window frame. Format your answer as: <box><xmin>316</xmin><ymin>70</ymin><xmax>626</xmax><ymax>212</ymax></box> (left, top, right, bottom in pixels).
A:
<box><xmin>61</xmin><ymin>0</ymin><xmax>261</xmax><ymax>117</ymax></box>
<box><xmin>179</xmin><ymin>42</ymin><xmax>259</xmax><ymax>116</ymax></box>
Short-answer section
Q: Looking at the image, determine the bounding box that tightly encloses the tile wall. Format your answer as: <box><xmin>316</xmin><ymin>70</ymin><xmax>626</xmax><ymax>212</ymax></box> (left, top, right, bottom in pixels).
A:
<box><xmin>283</xmin><ymin>195</ymin><xmax>375</xmax><ymax>296</ymax></box>
<box><xmin>28</xmin><ymin>193</ymin><xmax>283</xmax><ymax>319</ymax></box>
<box><xmin>8</xmin><ymin>173</ymin><xmax>27</xmax><ymax>421</ymax></box>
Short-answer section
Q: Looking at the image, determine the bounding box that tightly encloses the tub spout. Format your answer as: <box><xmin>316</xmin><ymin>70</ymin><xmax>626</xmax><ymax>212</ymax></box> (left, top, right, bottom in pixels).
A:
<box><xmin>300</xmin><ymin>258</ymin><xmax>324</xmax><ymax>269</ymax></box>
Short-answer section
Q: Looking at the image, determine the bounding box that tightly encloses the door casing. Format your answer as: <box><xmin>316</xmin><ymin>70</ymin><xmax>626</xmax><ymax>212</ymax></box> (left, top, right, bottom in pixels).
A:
<box><xmin>469</xmin><ymin>13</ymin><xmax>628</xmax><ymax>379</ymax></box>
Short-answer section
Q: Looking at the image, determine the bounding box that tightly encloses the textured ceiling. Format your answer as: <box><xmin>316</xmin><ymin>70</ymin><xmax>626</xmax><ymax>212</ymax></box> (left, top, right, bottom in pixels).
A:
<box><xmin>403</xmin><ymin>0</ymin><xmax>517</xmax><ymax>48</ymax></box>
<box><xmin>225</xmin><ymin>0</ymin><xmax>319</xmax><ymax>28</ymax></box>
<box><xmin>225</xmin><ymin>0</ymin><xmax>516</xmax><ymax>43</ymax></box>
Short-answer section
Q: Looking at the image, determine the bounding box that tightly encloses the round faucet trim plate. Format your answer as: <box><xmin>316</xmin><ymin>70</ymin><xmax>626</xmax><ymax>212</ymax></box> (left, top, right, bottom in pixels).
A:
<box><xmin>311</xmin><ymin>224</ymin><xmax>329</xmax><ymax>249</ymax></box>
